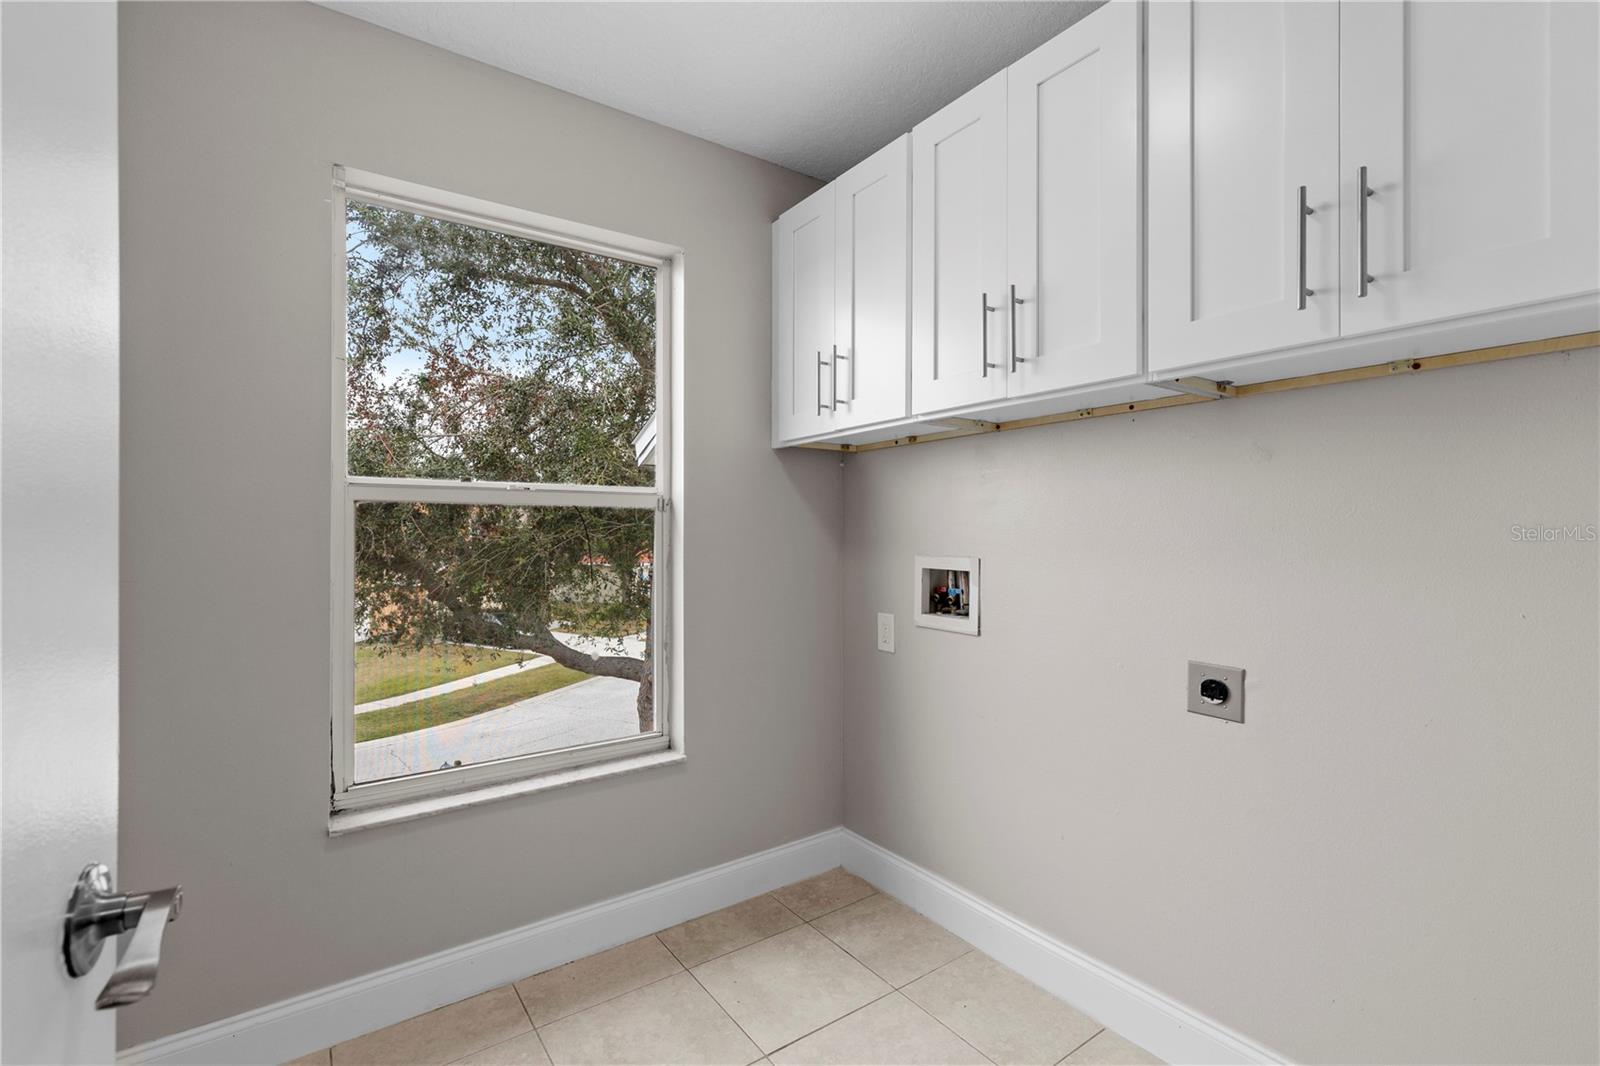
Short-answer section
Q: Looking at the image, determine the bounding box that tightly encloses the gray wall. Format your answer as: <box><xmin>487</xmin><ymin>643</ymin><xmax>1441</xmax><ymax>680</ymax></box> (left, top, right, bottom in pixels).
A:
<box><xmin>841</xmin><ymin>349</ymin><xmax>1599</xmax><ymax>1064</ymax></box>
<box><xmin>118</xmin><ymin>3</ymin><xmax>836</xmax><ymax>1047</ymax></box>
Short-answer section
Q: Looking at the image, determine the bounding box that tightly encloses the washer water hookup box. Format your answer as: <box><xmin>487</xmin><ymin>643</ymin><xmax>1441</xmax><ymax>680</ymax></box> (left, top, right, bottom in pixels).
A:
<box><xmin>914</xmin><ymin>555</ymin><xmax>979</xmax><ymax>636</ymax></box>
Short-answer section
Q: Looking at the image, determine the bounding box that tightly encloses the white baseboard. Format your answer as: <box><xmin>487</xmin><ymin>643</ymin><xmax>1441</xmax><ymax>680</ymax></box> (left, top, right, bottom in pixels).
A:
<box><xmin>838</xmin><ymin>829</ymin><xmax>1285</xmax><ymax>1065</ymax></box>
<box><xmin>123</xmin><ymin>826</ymin><xmax>1281</xmax><ymax>1066</ymax></box>
<box><xmin>119</xmin><ymin>828</ymin><xmax>845</xmax><ymax>1065</ymax></box>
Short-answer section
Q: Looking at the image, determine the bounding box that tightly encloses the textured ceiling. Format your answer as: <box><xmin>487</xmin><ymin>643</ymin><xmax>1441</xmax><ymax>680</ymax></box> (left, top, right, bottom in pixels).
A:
<box><xmin>318</xmin><ymin>2</ymin><xmax>1104</xmax><ymax>179</ymax></box>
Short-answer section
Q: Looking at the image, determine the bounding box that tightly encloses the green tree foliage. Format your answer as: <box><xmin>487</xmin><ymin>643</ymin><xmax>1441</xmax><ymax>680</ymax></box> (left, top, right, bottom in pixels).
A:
<box><xmin>347</xmin><ymin>201</ymin><xmax>658</xmax><ymax>729</ymax></box>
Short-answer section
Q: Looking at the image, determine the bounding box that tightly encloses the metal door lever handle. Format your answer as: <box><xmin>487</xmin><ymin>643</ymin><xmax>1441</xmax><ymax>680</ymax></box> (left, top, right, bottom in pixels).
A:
<box><xmin>95</xmin><ymin>887</ymin><xmax>180</xmax><ymax>1008</ymax></box>
<box><xmin>64</xmin><ymin>863</ymin><xmax>183</xmax><ymax>1009</ymax></box>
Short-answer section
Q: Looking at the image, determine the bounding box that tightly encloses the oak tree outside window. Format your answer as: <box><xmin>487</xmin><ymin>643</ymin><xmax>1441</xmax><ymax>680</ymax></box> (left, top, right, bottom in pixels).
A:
<box><xmin>331</xmin><ymin>169</ymin><xmax>675</xmax><ymax>813</ymax></box>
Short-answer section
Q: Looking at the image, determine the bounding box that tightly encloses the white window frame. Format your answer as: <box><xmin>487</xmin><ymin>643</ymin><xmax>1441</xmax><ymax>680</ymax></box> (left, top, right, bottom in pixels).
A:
<box><xmin>329</xmin><ymin>166</ymin><xmax>678</xmax><ymax>815</ymax></box>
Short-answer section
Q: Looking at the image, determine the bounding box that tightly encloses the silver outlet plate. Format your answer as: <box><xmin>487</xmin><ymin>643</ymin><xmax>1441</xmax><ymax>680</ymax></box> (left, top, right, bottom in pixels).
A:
<box><xmin>1187</xmin><ymin>661</ymin><xmax>1244</xmax><ymax>723</ymax></box>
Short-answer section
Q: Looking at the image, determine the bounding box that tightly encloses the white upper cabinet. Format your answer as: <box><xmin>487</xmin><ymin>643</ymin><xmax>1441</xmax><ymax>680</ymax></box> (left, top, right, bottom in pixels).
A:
<box><xmin>1148</xmin><ymin>1</ymin><xmax>1341</xmax><ymax>374</ymax></box>
<box><xmin>833</xmin><ymin>136</ymin><xmax>910</xmax><ymax>429</ymax></box>
<box><xmin>911</xmin><ymin>71</ymin><xmax>1009</xmax><ymax>415</ymax></box>
<box><xmin>912</xmin><ymin>0</ymin><xmax>1144</xmax><ymax>416</ymax></box>
<box><xmin>1339</xmin><ymin>1</ymin><xmax>1600</xmax><ymax>337</ymax></box>
<box><xmin>775</xmin><ymin>0</ymin><xmax>1594</xmax><ymax>448</ymax></box>
<box><xmin>773</xmin><ymin>184</ymin><xmax>836</xmax><ymax>443</ymax></box>
<box><xmin>1007</xmin><ymin>0</ymin><xmax>1141</xmax><ymax>395</ymax></box>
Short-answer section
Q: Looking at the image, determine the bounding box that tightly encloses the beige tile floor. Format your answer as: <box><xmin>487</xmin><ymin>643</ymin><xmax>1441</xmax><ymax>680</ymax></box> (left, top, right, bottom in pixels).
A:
<box><xmin>287</xmin><ymin>869</ymin><xmax>1164</xmax><ymax>1066</ymax></box>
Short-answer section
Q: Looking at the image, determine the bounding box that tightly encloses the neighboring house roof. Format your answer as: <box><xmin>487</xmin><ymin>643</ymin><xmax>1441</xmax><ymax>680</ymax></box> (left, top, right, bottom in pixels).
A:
<box><xmin>633</xmin><ymin>414</ymin><xmax>657</xmax><ymax>468</ymax></box>
<box><xmin>578</xmin><ymin>551</ymin><xmax>653</xmax><ymax>567</ymax></box>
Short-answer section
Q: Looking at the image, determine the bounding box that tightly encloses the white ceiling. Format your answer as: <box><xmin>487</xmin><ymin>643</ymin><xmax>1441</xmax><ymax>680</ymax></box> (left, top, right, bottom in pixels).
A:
<box><xmin>319</xmin><ymin>2</ymin><xmax>1104</xmax><ymax>179</ymax></box>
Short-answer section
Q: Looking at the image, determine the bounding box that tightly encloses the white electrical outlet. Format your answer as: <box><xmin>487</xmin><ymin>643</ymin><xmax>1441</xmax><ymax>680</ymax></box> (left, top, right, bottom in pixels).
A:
<box><xmin>876</xmin><ymin>613</ymin><xmax>895</xmax><ymax>653</ymax></box>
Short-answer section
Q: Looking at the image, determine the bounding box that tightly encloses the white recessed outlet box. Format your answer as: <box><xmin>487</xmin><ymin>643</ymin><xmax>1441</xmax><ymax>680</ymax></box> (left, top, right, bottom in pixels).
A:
<box><xmin>1188</xmin><ymin>661</ymin><xmax>1244</xmax><ymax>723</ymax></box>
<box><xmin>876</xmin><ymin>613</ymin><xmax>895</xmax><ymax>653</ymax></box>
<box><xmin>914</xmin><ymin>555</ymin><xmax>979</xmax><ymax>636</ymax></box>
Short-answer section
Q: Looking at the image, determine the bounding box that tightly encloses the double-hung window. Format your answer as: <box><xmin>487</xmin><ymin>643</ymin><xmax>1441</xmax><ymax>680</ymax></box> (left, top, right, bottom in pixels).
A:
<box><xmin>330</xmin><ymin>168</ymin><xmax>676</xmax><ymax>816</ymax></box>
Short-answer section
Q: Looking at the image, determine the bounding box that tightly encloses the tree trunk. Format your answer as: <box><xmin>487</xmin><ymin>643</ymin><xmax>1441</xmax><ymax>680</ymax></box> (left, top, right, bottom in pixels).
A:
<box><xmin>635</xmin><ymin>619</ymin><xmax>653</xmax><ymax>732</ymax></box>
<box><xmin>491</xmin><ymin>617</ymin><xmax>652</xmax><ymax>733</ymax></box>
<box><xmin>388</xmin><ymin>572</ymin><xmax>653</xmax><ymax>733</ymax></box>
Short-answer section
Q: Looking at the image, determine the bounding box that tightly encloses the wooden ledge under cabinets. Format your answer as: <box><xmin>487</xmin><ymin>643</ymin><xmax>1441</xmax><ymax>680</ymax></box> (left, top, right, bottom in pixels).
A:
<box><xmin>796</xmin><ymin>331</ymin><xmax>1600</xmax><ymax>455</ymax></box>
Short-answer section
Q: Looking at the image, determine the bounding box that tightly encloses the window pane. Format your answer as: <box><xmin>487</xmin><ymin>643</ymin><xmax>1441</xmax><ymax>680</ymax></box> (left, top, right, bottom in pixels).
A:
<box><xmin>352</xmin><ymin>501</ymin><xmax>654</xmax><ymax>785</ymax></box>
<box><xmin>346</xmin><ymin>200</ymin><xmax>657</xmax><ymax>486</ymax></box>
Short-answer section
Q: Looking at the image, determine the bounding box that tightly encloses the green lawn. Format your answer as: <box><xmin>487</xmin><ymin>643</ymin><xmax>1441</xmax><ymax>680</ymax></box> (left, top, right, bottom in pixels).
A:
<box><xmin>355</xmin><ymin>642</ymin><xmax>533</xmax><ymax>704</ymax></box>
<box><xmin>354</xmin><ymin>662</ymin><xmax>591</xmax><ymax>743</ymax></box>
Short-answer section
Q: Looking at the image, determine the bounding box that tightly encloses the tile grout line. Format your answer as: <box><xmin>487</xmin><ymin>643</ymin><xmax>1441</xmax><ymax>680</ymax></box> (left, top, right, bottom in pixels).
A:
<box><xmin>906</xmin><ymin>949</ymin><xmax>1109</xmax><ymax>1066</ymax></box>
<box><xmin>805</xmin><ymin>895</ymin><xmax>976</xmax><ymax>1001</ymax></box>
<box><xmin>785</xmin><ymin>883</ymin><xmax>882</xmax><ymax>984</ymax></box>
<box><xmin>1053</xmin><ymin>1026</ymin><xmax>1108</xmax><ymax>1066</ymax></box>
<box><xmin>517</xmin><ymin>886</ymin><xmax>840</xmax><ymax>1042</ymax></box>
<box><xmin>750</xmin><ymin>880</ymin><xmax>973</xmax><ymax>1059</ymax></box>
<box><xmin>788</xmin><ymin>888</ymin><xmax>879</xmax><ymax>923</ymax></box>
<box><xmin>805</xmin><ymin>909</ymin><xmax>901</xmax><ymax>989</ymax></box>
<box><xmin>439</xmin><ymin>1026</ymin><xmax>538</xmax><ymax>1066</ymax></box>
<box><xmin>509</xmin><ymin>981</ymin><xmax>557</xmax><ymax>1066</ymax></box>
<box><xmin>805</xmin><ymin>893</ymin><xmax>974</xmax><ymax>993</ymax></box>
<box><xmin>681</xmin><ymin>880</ymin><xmax>889</xmax><ymax>1061</ymax></box>
<box><xmin>430</xmin><ymin>984</ymin><xmax>546</xmax><ymax>1066</ymax></box>
<box><xmin>899</xmin><ymin>945</ymin><xmax>976</xmax><ymax>993</ymax></box>
<box><xmin>681</xmin><ymin>953</ymin><xmax>767</xmax><ymax>1062</ymax></box>
<box><xmin>760</xmin><ymin>987</ymin><xmax>903</xmax><ymax>1060</ymax></box>
<box><xmin>662</xmin><ymin>893</ymin><xmax>803</xmax><ymax>970</ymax></box>
<box><xmin>511</xmin><ymin>980</ymin><xmax>537</xmax><ymax>1029</ymax></box>
<box><xmin>396</xmin><ymin>936</ymin><xmax>687</xmax><ymax>1045</ymax></box>
<box><xmin>331</xmin><ymin>986</ymin><xmax>530</xmax><ymax>1064</ymax></box>
<box><xmin>527</xmin><ymin>1016</ymin><xmax>555</xmax><ymax>1066</ymax></box>
<box><xmin>506</xmin><ymin>885</ymin><xmax>815</xmax><ymax>1035</ymax></box>
<box><xmin>528</xmin><ymin>946</ymin><xmax>687</xmax><ymax>1033</ymax></box>
<box><xmin>683</xmin><ymin>916</ymin><xmax>873</xmax><ymax>1060</ymax></box>
<box><xmin>678</xmin><ymin>919</ymin><xmax>800</xmax><ymax>971</ymax></box>
<box><xmin>765</xmin><ymin>892</ymin><xmax>804</xmax><ymax>925</ymax></box>
<box><xmin>896</xmin><ymin>950</ymin><xmax>993</xmax><ymax>1065</ymax></box>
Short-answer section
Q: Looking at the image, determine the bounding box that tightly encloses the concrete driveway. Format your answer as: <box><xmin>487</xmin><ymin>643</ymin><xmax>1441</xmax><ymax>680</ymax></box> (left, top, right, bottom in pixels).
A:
<box><xmin>354</xmin><ymin>675</ymin><xmax>641</xmax><ymax>782</ymax></box>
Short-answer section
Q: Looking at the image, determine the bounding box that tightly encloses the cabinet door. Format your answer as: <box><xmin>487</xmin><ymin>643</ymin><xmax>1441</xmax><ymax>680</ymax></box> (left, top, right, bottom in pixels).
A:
<box><xmin>773</xmin><ymin>184</ymin><xmax>836</xmax><ymax>442</ymax></box>
<box><xmin>1007</xmin><ymin>0</ymin><xmax>1141</xmax><ymax>395</ymax></box>
<box><xmin>834</xmin><ymin>136</ymin><xmax>910</xmax><ymax>429</ymax></box>
<box><xmin>911</xmin><ymin>71</ymin><xmax>1009</xmax><ymax>415</ymax></box>
<box><xmin>1147</xmin><ymin>1</ymin><xmax>1340</xmax><ymax>374</ymax></box>
<box><xmin>1340</xmin><ymin>1</ymin><xmax>1599</xmax><ymax>336</ymax></box>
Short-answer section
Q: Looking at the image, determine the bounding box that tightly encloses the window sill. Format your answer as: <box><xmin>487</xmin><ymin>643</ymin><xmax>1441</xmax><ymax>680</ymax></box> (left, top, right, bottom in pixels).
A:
<box><xmin>328</xmin><ymin>747</ymin><xmax>686</xmax><ymax>836</ymax></box>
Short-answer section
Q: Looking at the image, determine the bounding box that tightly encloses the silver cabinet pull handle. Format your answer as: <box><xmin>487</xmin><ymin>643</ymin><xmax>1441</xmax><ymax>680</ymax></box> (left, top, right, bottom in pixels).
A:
<box><xmin>1297</xmin><ymin>185</ymin><xmax>1314</xmax><ymax>310</ymax></box>
<box><xmin>981</xmin><ymin>293</ymin><xmax>999</xmax><ymax>377</ymax></box>
<box><xmin>832</xmin><ymin>344</ymin><xmax>849</xmax><ymax>407</ymax></box>
<box><xmin>1357</xmin><ymin>165</ymin><xmax>1375</xmax><ymax>297</ymax></box>
<box><xmin>63</xmin><ymin>863</ymin><xmax>183</xmax><ymax>1010</ymax></box>
<box><xmin>1010</xmin><ymin>284</ymin><xmax>1024</xmax><ymax>372</ymax></box>
<box><xmin>815</xmin><ymin>349</ymin><xmax>831</xmax><ymax>416</ymax></box>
